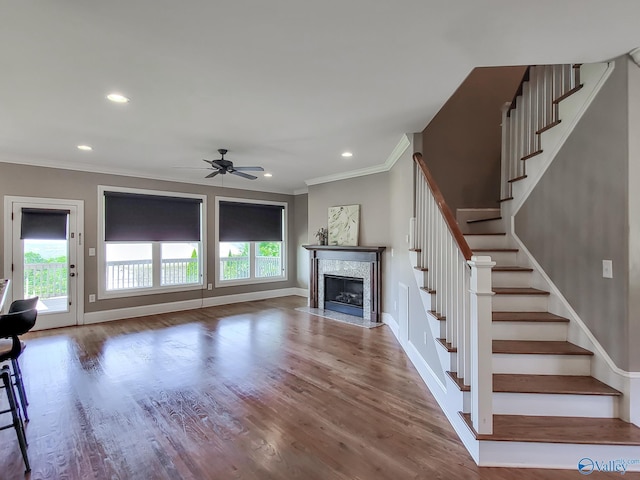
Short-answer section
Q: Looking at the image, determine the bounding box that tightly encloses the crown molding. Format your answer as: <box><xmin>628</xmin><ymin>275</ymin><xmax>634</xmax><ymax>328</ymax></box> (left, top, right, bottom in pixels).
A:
<box><xmin>293</xmin><ymin>187</ymin><xmax>309</xmax><ymax>195</ymax></box>
<box><xmin>304</xmin><ymin>134</ymin><xmax>410</xmax><ymax>186</ymax></box>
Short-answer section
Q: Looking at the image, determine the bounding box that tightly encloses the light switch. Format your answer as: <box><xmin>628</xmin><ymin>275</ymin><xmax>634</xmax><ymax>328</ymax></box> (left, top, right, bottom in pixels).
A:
<box><xmin>603</xmin><ymin>260</ymin><xmax>613</xmax><ymax>279</ymax></box>
<box><xmin>89</xmin><ymin>294</ymin><xmax>96</xmax><ymax>303</ymax></box>
<box><xmin>89</xmin><ymin>248</ymin><xmax>96</xmax><ymax>257</ymax></box>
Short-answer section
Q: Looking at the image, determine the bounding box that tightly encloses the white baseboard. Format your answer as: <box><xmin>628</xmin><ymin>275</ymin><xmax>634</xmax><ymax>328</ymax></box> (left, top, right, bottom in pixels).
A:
<box><xmin>382</xmin><ymin>312</ymin><xmax>399</xmax><ymax>340</ymax></box>
<box><xmin>202</xmin><ymin>287</ymin><xmax>306</xmax><ymax>307</ymax></box>
<box><xmin>84</xmin><ymin>287</ymin><xmax>307</xmax><ymax>325</ymax></box>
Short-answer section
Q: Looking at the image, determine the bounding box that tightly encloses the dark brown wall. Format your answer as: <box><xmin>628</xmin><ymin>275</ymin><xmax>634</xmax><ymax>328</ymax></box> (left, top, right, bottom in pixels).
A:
<box><xmin>421</xmin><ymin>66</ymin><xmax>527</xmax><ymax>214</ymax></box>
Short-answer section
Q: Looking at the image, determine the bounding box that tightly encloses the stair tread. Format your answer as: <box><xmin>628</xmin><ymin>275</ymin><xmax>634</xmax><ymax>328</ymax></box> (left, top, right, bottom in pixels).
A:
<box><xmin>467</xmin><ymin>216</ymin><xmax>502</xmax><ymax>224</ymax></box>
<box><xmin>436</xmin><ymin>338</ymin><xmax>456</xmax><ymax>352</ymax></box>
<box><xmin>446</xmin><ymin>371</ymin><xmax>470</xmax><ymax>391</ymax></box>
<box><xmin>409</xmin><ymin>248</ymin><xmax>421</xmax><ymax>252</ymax></box>
<box><xmin>508</xmin><ymin>175</ymin><xmax>527</xmax><ymax>183</ymax></box>
<box><xmin>473</xmin><ymin>248</ymin><xmax>518</xmax><ymax>252</ymax></box>
<box><xmin>521</xmin><ymin>149</ymin><xmax>543</xmax><ymax>161</ymax></box>
<box><xmin>493</xmin><ymin>340</ymin><xmax>593</xmax><ymax>356</ymax></box>
<box><xmin>461</xmin><ymin>413</ymin><xmax>640</xmax><ymax>445</ymax></box>
<box><xmin>463</xmin><ymin>232</ymin><xmax>506</xmax><ymax>236</ymax></box>
<box><xmin>493</xmin><ymin>287</ymin><xmax>549</xmax><ymax>295</ymax></box>
<box><xmin>413</xmin><ymin>266</ymin><xmax>428</xmax><ymax>272</ymax></box>
<box><xmin>493</xmin><ymin>311</ymin><xmax>568</xmax><ymax>322</ymax></box>
<box><xmin>429</xmin><ymin>310</ymin><xmax>445</xmax><ymax>321</ymax></box>
<box><xmin>492</xmin><ymin>266</ymin><xmax>533</xmax><ymax>272</ymax></box>
<box><xmin>493</xmin><ymin>374</ymin><xmax>622</xmax><ymax>396</ymax></box>
<box><xmin>497</xmin><ymin>197</ymin><xmax>514</xmax><ymax>203</ymax></box>
<box><xmin>420</xmin><ymin>286</ymin><xmax>436</xmax><ymax>294</ymax></box>
<box><xmin>447</xmin><ymin>372</ymin><xmax>620</xmax><ymax>396</ymax></box>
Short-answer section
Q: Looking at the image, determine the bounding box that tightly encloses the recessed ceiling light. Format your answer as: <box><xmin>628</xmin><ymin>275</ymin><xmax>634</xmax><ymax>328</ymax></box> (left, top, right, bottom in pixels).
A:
<box><xmin>107</xmin><ymin>93</ymin><xmax>130</xmax><ymax>103</ymax></box>
<box><xmin>341</xmin><ymin>152</ymin><xmax>353</xmax><ymax>158</ymax></box>
<box><xmin>77</xmin><ymin>145</ymin><xmax>93</xmax><ymax>151</ymax></box>
<box><xmin>264</xmin><ymin>173</ymin><xmax>273</xmax><ymax>177</ymax></box>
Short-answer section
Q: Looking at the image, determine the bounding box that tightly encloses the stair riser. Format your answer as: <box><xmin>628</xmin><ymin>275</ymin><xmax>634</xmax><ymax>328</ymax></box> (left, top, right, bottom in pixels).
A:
<box><xmin>419</xmin><ymin>289</ymin><xmax>435</xmax><ymax>312</ymax></box>
<box><xmin>427</xmin><ymin>314</ymin><xmax>445</xmax><ymax>339</ymax></box>
<box><xmin>412</xmin><ymin>269</ymin><xmax>426</xmax><ymax>289</ymax></box>
<box><xmin>492</xmin><ymin>271</ymin><xmax>532</xmax><ymax>288</ymax></box>
<box><xmin>477</xmin><ymin>251</ymin><xmax>518</xmax><ymax>265</ymax></box>
<box><xmin>493</xmin><ymin>353</ymin><xmax>591</xmax><ymax>375</ymax></box>
<box><xmin>492</xmin><ymin>295</ymin><xmax>548</xmax><ymax>312</ymax></box>
<box><xmin>436</xmin><ymin>345</ymin><xmax>456</xmax><ymax>372</ymax></box>
<box><xmin>464</xmin><ymin>235</ymin><xmax>509</xmax><ymax>250</ymax></box>
<box><xmin>493</xmin><ymin>392</ymin><xmax>618</xmax><ymax>418</ymax></box>
<box><xmin>492</xmin><ymin>322</ymin><xmax>567</xmax><ymax>341</ymax></box>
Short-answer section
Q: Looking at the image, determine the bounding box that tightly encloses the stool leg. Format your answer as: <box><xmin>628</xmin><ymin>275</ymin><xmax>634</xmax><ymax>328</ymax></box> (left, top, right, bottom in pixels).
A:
<box><xmin>11</xmin><ymin>358</ymin><xmax>29</xmax><ymax>421</ymax></box>
<box><xmin>1</xmin><ymin>367</ymin><xmax>30</xmax><ymax>472</ymax></box>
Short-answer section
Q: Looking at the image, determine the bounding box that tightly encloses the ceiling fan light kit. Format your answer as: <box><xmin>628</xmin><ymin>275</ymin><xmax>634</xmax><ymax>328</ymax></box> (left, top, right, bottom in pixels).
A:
<box><xmin>202</xmin><ymin>149</ymin><xmax>264</xmax><ymax>180</ymax></box>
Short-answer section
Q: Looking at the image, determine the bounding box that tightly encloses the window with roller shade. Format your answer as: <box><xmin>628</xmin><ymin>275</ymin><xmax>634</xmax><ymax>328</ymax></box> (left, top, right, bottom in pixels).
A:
<box><xmin>99</xmin><ymin>186</ymin><xmax>207</xmax><ymax>298</ymax></box>
<box><xmin>216</xmin><ymin>197</ymin><xmax>287</xmax><ymax>286</ymax></box>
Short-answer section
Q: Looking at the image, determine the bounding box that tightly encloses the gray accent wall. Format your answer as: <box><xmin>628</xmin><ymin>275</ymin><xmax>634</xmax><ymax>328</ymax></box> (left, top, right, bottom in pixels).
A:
<box><xmin>515</xmin><ymin>58</ymin><xmax>635</xmax><ymax>370</ymax></box>
<box><xmin>294</xmin><ymin>193</ymin><xmax>309</xmax><ymax>289</ymax></box>
<box><xmin>0</xmin><ymin>162</ymin><xmax>299</xmax><ymax>314</ymax></box>
<box><xmin>421</xmin><ymin>66</ymin><xmax>527</xmax><ymax>214</ymax></box>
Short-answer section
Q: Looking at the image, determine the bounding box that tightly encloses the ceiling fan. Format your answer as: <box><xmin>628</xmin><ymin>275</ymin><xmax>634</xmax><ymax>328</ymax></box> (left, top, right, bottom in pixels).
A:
<box><xmin>202</xmin><ymin>149</ymin><xmax>264</xmax><ymax>180</ymax></box>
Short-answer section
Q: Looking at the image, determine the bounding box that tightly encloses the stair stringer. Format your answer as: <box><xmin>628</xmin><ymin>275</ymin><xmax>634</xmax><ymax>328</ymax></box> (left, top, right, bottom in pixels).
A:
<box><xmin>403</xmin><ymin>250</ymin><xmax>479</xmax><ymax>461</ymax></box>
<box><xmin>509</xmin><ymin>219</ymin><xmax>640</xmax><ymax>428</ymax></box>
<box><xmin>504</xmin><ymin>62</ymin><xmax>614</xmax><ymax>219</ymax></box>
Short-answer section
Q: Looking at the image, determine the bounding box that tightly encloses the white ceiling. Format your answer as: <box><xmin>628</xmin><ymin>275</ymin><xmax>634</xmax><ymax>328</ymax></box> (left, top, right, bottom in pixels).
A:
<box><xmin>1</xmin><ymin>1</ymin><xmax>639</xmax><ymax>194</ymax></box>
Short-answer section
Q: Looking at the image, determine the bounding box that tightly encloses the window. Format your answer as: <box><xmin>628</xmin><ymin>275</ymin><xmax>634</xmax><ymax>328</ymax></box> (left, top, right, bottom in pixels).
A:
<box><xmin>216</xmin><ymin>197</ymin><xmax>287</xmax><ymax>286</ymax></box>
<box><xmin>99</xmin><ymin>187</ymin><xmax>206</xmax><ymax>298</ymax></box>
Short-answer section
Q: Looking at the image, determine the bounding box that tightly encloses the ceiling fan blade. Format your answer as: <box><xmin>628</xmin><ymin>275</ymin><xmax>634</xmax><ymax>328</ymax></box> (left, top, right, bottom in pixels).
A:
<box><xmin>172</xmin><ymin>166</ymin><xmax>212</xmax><ymax>170</ymax></box>
<box><xmin>212</xmin><ymin>159</ymin><xmax>226</xmax><ymax>168</ymax></box>
<box><xmin>233</xmin><ymin>166</ymin><xmax>264</xmax><ymax>172</ymax></box>
<box><xmin>206</xmin><ymin>171</ymin><xmax>220</xmax><ymax>178</ymax></box>
<box><xmin>231</xmin><ymin>171</ymin><xmax>257</xmax><ymax>180</ymax></box>
<box><xmin>203</xmin><ymin>159</ymin><xmax>215</xmax><ymax>165</ymax></box>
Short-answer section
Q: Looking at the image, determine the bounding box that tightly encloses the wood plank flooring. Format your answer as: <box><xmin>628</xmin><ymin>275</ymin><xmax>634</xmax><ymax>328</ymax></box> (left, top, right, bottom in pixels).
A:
<box><xmin>0</xmin><ymin>297</ymin><xmax>594</xmax><ymax>479</ymax></box>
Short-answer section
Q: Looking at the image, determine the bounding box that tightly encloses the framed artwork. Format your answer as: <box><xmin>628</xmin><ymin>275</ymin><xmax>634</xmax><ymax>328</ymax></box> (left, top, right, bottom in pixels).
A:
<box><xmin>328</xmin><ymin>205</ymin><xmax>359</xmax><ymax>246</ymax></box>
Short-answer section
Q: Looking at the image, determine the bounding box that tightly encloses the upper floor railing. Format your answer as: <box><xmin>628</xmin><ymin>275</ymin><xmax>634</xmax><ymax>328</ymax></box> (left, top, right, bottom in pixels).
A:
<box><xmin>501</xmin><ymin>64</ymin><xmax>581</xmax><ymax>199</ymax></box>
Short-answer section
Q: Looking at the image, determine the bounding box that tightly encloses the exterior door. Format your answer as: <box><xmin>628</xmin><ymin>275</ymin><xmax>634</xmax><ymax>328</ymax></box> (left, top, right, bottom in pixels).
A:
<box><xmin>9</xmin><ymin>199</ymin><xmax>81</xmax><ymax>329</ymax></box>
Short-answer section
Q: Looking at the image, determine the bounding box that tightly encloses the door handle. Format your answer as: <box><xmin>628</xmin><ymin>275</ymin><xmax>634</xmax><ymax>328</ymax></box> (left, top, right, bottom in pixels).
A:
<box><xmin>70</xmin><ymin>273</ymin><xmax>76</xmax><ymax>277</ymax></box>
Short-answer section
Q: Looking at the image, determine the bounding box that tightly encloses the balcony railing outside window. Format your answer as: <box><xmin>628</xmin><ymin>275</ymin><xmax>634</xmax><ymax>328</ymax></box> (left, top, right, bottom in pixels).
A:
<box><xmin>106</xmin><ymin>258</ymin><xmax>199</xmax><ymax>290</ymax></box>
<box><xmin>23</xmin><ymin>262</ymin><xmax>67</xmax><ymax>299</ymax></box>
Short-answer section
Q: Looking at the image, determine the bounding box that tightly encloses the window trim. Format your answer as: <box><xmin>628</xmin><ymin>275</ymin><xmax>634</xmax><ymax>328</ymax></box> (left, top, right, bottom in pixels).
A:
<box><xmin>215</xmin><ymin>196</ymin><xmax>287</xmax><ymax>287</ymax></box>
<box><xmin>98</xmin><ymin>186</ymin><xmax>207</xmax><ymax>299</ymax></box>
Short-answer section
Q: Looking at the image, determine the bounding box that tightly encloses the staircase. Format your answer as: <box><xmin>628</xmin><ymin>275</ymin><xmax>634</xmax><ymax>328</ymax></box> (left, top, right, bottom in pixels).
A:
<box><xmin>404</xmin><ymin>61</ymin><xmax>640</xmax><ymax>470</ymax></box>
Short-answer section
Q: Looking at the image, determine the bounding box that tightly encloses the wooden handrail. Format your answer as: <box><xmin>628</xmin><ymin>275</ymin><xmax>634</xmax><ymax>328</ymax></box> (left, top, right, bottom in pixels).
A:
<box><xmin>413</xmin><ymin>152</ymin><xmax>473</xmax><ymax>261</ymax></box>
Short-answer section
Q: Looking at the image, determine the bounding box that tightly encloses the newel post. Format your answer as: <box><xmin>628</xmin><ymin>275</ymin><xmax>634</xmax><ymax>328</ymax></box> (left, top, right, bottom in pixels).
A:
<box><xmin>467</xmin><ymin>255</ymin><xmax>495</xmax><ymax>435</ymax></box>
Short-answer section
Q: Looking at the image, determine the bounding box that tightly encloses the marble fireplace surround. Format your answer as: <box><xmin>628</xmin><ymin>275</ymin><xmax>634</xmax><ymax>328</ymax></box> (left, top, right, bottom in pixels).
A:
<box><xmin>302</xmin><ymin>245</ymin><xmax>385</xmax><ymax>323</ymax></box>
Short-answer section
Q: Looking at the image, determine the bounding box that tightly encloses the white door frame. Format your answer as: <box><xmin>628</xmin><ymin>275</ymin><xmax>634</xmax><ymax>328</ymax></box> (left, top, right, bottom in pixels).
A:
<box><xmin>3</xmin><ymin>196</ymin><xmax>84</xmax><ymax>326</ymax></box>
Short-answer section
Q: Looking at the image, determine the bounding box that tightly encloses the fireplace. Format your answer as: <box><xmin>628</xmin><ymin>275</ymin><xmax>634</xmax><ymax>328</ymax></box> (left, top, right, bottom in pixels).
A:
<box><xmin>303</xmin><ymin>245</ymin><xmax>385</xmax><ymax>323</ymax></box>
<box><xmin>324</xmin><ymin>274</ymin><xmax>364</xmax><ymax>317</ymax></box>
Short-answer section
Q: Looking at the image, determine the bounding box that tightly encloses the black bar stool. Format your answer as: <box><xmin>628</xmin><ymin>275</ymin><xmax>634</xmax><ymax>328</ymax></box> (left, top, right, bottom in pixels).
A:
<box><xmin>0</xmin><ymin>364</ymin><xmax>30</xmax><ymax>472</ymax></box>
<box><xmin>5</xmin><ymin>297</ymin><xmax>38</xmax><ymax>419</ymax></box>
<box><xmin>0</xmin><ymin>303</ymin><xmax>38</xmax><ymax>421</ymax></box>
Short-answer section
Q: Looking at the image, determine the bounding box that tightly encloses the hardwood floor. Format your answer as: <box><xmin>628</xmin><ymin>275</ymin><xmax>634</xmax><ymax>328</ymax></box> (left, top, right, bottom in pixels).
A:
<box><xmin>0</xmin><ymin>297</ymin><xmax>588</xmax><ymax>479</ymax></box>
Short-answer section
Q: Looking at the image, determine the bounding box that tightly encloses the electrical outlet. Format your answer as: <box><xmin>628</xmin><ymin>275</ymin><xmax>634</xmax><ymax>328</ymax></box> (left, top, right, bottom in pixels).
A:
<box><xmin>89</xmin><ymin>294</ymin><xmax>96</xmax><ymax>303</ymax></box>
<box><xmin>207</xmin><ymin>283</ymin><xmax>213</xmax><ymax>290</ymax></box>
<box><xmin>603</xmin><ymin>260</ymin><xmax>613</xmax><ymax>279</ymax></box>
<box><xmin>391</xmin><ymin>248</ymin><xmax>394</xmax><ymax>257</ymax></box>
<box><xmin>88</xmin><ymin>248</ymin><xmax>96</xmax><ymax>256</ymax></box>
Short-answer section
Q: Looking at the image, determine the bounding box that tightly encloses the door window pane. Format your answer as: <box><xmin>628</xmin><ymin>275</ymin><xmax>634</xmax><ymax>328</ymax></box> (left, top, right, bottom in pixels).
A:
<box><xmin>161</xmin><ymin>243</ymin><xmax>201</xmax><ymax>285</ymax></box>
<box><xmin>23</xmin><ymin>239</ymin><xmax>68</xmax><ymax>313</ymax></box>
<box><xmin>220</xmin><ymin>242</ymin><xmax>250</xmax><ymax>280</ymax></box>
<box><xmin>106</xmin><ymin>243</ymin><xmax>152</xmax><ymax>290</ymax></box>
<box><xmin>256</xmin><ymin>242</ymin><xmax>282</xmax><ymax>278</ymax></box>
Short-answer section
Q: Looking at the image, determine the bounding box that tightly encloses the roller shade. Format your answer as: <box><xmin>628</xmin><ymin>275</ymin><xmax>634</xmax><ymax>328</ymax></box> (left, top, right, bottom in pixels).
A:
<box><xmin>104</xmin><ymin>192</ymin><xmax>202</xmax><ymax>241</ymax></box>
<box><xmin>21</xmin><ymin>208</ymin><xmax>69</xmax><ymax>240</ymax></box>
<box><xmin>219</xmin><ymin>201</ymin><xmax>284</xmax><ymax>242</ymax></box>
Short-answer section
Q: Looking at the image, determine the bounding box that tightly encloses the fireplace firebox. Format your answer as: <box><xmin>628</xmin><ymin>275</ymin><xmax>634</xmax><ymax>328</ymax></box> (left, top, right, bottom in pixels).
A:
<box><xmin>324</xmin><ymin>274</ymin><xmax>364</xmax><ymax>317</ymax></box>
